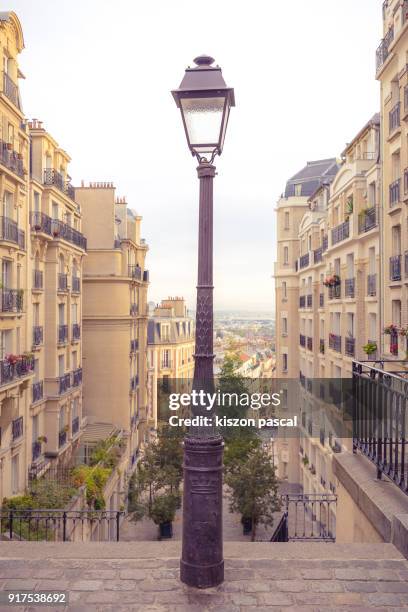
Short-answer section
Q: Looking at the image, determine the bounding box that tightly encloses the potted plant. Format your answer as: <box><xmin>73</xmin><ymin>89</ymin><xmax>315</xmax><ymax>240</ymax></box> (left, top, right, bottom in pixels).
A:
<box><xmin>384</xmin><ymin>324</ymin><xmax>398</xmax><ymax>335</ymax></box>
<box><xmin>149</xmin><ymin>493</ymin><xmax>180</xmax><ymax>540</ymax></box>
<box><xmin>363</xmin><ymin>342</ymin><xmax>377</xmax><ymax>356</ymax></box>
<box><xmin>323</xmin><ymin>274</ymin><xmax>340</xmax><ymax>288</ymax></box>
<box><xmin>5</xmin><ymin>354</ymin><xmax>19</xmax><ymax>365</ymax></box>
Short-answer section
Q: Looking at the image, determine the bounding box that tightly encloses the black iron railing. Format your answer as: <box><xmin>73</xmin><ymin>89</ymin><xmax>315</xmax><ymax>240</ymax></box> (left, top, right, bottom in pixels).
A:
<box><xmin>358</xmin><ymin>207</ymin><xmax>377</xmax><ymax>233</ymax></box>
<box><xmin>328</xmin><ymin>282</ymin><xmax>341</xmax><ymax>300</ymax></box>
<box><xmin>58</xmin><ymin>273</ymin><xmax>68</xmax><ymax>291</ymax></box>
<box><xmin>345</xmin><ymin>278</ymin><xmax>355</xmax><ymax>298</ymax></box>
<box><xmin>43</xmin><ymin>170</ymin><xmax>75</xmax><ymax>203</ymax></box>
<box><xmin>314</xmin><ymin>247</ymin><xmax>323</xmax><ymax>263</ymax></box>
<box><xmin>367</xmin><ymin>273</ymin><xmax>376</xmax><ymax>296</ymax></box>
<box><xmin>376</xmin><ymin>26</ymin><xmax>394</xmax><ymax>72</ymax></box>
<box><xmin>332</xmin><ymin>220</ymin><xmax>349</xmax><ymax>245</ymax></box>
<box><xmin>270</xmin><ymin>494</ymin><xmax>337</xmax><ymax>542</ymax></box>
<box><xmin>72</xmin><ymin>416</ymin><xmax>79</xmax><ymax>435</ymax></box>
<box><xmin>0</xmin><ymin>357</ymin><xmax>33</xmax><ymax>387</ymax></box>
<box><xmin>72</xmin><ymin>367</ymin><xmax>82</xmax><ymax>387</ymax></box>
<box><xmin>12</xmin><ymin>416</ymin><xmax>23</xmax><ymax>440</ymax></box>
<box><xmin>0</xmin><ymin>509</ymin><xmax>124</xmax><ymax>542</ymax></box>
<box><xmin>319</xmin><ymin>293</ymin><xmax>324</xmax><ymax>307</ymax></box>
<box><xmin>389</xmin><ymin>178</ymin><xmax>401</xmax><ymax>207</ymax></box>
<box><xmin>0</xmin><ymin>216</ymin><xmax>25</xmax><ymax>248</ymax></box>
<box><xmin>128</xmin><ymin>264</ymin><xmax>142</xmax><ymax>280</ymax></box>
<box><xmin>32</xmin><ymin>441</ymin><xmax>42</xmax><ymax>462</ymax></box>
<box><xmin>389</xmin><ymin>101</ymin><xmax>401</xmax><ymax>134</ymax></box>
<box><xmin>352</xmin><ymin>360</ymin><xmax>408</xmax><ymax>495</ymax></box>
<box><xmin>3</xmin><ymin>72</ymin><xmax>20</xmax><ymax>107</ymax></box>
<box><xmin>58</xmin><ymin>324</ymin><xmax>68</xmax><ymax>344</ymax></box>
<box><xmin>299</xmin><ymin>334</ymin><xmax>306</xmax><ymax>348</ymax></box>
<box><xmin>306</xmin><ymin>294</ymin><xmax>312</xmax><ymax>308</ymax></box>
<box><xmin>345</xmin><ymin>337</ymin><xmax>356</xmax><ymax>357</ymax></box>
<box><xmin>32</xmin><ymin>380</ymin><xmax>43</xmax><ymax>403</ymax></box>
<box><xmin>72</xmin><ymin>276</ymin><xmax>80</xmax><ymax>293</ymax></box>
<box><xmin>390</xmin><ymin>255</ymin><xmax>402</xmax><ymax>281</ymax></box>
<box><xmin>2</xmin><ymin>289</ymin><xmax>24</xmax><ymax>313</ymax></box>
<box><xmin>33</xmin><ymin>325</ymin><xmax>43</xmax><ymax>346</ymax></box>
<box><xmin>299</xmin><ymin>295</ymin><xmax>306</xmax><ymax>308</ymax></box>
<box><xmin>51</xmin><ymin>219</ymin><xmax>87</xmax><ymax>250</ymax></box>
<box><xmin>72</xmin><ymin>324</ymin><xmax>81</xmax><ymax>341</ymax></box>
<box><xmin>0</xmin><ymin>140</ymin><xmax>24</xmax><ymax>178</ymax></box>
<box><xmin>307</xmin><ymin>337</ymin><xmax>313</xmax><ymax>351</ymax></box>
<box><xmin>33</xmin><ymin>269</ymin><xmax>43</xmax><ymax>290</ymax></box>
<box><xmin>58</xmin><ymin>373</ymin><xmax>71</xmax><ymax>394</ymax></box>
<box><xmin>329</xmin><ymin>334</ymin><xmax>341</xmax><ymax>352</ymax></box>
<box><xmin>299</xmin><ymin>253</ymin><xmax>309</xmax><ymax>269</ymax></box>
<box><xmin>30</xmin><ymin>212</ymin><xmax>52</xmax><ymax>235</ymax></box>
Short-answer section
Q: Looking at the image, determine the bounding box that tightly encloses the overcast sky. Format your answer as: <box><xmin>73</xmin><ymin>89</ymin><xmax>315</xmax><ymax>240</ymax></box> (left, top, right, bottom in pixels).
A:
<box><xmin>11</xmin><ymin>0</ymin><xmax>382</xmax><ymax>312</ymax></box>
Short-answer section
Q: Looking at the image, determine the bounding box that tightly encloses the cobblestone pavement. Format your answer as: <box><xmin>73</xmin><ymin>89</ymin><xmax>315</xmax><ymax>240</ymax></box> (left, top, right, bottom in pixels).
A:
<box><xmin>0</xmin><ymin>542</ymin><xmax>407</xmax><ymax>611</ymax></box>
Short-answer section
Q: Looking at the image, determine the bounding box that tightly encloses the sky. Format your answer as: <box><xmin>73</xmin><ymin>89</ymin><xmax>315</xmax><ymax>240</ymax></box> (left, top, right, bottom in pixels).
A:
<box><xmin>9</xmin><ymin>0</ymin><xmax>382</xmax><ymax>311</ymax></box>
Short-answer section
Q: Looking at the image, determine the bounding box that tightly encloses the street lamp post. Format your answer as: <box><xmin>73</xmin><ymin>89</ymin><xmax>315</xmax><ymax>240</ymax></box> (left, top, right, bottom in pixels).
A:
<box><xmin>172</xmin><ymin>55</ymin><xmax>235</xmax><ymax>589</ymax></box>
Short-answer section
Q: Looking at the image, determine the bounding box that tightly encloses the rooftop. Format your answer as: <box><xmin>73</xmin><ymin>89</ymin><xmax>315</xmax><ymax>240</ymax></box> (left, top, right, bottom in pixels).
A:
<box><xmin>284</xmin><ymin>158</ymin><xmax>339</xmax><ymax>198</ymax></box>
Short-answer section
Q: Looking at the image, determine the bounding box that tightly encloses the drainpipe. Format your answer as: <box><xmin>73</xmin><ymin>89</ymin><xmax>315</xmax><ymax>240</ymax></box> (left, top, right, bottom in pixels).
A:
<box><xmin>378</xmin><ymin>89</ymin><xmax>385</xmax><ymax>358</ymax></box>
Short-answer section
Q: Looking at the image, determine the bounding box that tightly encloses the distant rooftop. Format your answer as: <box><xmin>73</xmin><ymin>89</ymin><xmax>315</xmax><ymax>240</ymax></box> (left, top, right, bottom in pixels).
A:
<box><xmin>284</xmin><ymin>158</ymin><xmax>339</xmax><ymax>198</ymax></box>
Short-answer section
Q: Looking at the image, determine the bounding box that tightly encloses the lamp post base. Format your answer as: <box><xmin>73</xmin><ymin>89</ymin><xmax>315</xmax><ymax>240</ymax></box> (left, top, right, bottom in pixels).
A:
<box><xmin>180</xmin><ymin>435</ymin><xmax>224</xmax><ymax>589</ymax></box>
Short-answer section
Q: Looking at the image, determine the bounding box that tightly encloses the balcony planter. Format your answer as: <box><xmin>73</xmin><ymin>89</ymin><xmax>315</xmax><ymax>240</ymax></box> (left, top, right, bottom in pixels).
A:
<box><xmin>52</xmin><ymin>230</ymin><xmax>60</xmax><ymax>238</ymax></box>
<box><xmin>159</xmin><ymin>522</ymin><xmax>173</xmax><ymax>539</ymax></box>
<box><xmin>5</xmin><ymin>353</ymin><xmax>20</xmax><ymax>365</ymax></box>
<box><xmin>363</xmin><ymin>342</ymin><xmax>377</xmax><ymax>356</ymax></box>
<box><xmin>384</xmin><ymin>324</ymin><xmax>398</xmax><ymax>335</ymax></box>
<box><xmin>149</xmin><ymin>493</ymin><xmax>180</xmax><ymax>541</ymax></box>
<box><xmin>323</xmin><ymin>274</ymin><xmax>340</xmax><ymax>288</ymax></box>
<box><xmin>241</xmin><ymin>516</ymin><xmax>252</xmax><ymax>535</ymax></box>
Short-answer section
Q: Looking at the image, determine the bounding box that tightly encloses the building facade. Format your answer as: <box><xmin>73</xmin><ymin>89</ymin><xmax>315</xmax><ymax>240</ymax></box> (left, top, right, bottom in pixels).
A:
<box><xmin>147</xmin><ymin>297</ymin><xmax>194</xmax><ymax>430</ymax></box>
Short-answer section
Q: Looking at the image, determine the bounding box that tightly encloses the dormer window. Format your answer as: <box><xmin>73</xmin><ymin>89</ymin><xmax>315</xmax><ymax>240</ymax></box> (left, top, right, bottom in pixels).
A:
<box><xmin>294</xmin><ymin>184</ymin><xmax>302</xmax><ymax>196</ymax></box>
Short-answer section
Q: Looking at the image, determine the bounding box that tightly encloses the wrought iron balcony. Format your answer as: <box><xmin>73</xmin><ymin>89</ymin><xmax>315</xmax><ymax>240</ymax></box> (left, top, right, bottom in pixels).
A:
<box><xmin>12</xmin><ymin>416</ymin><xmax>23</xmax><ymax>440</ymax></box>
<box><xmin>0</xmin><ymin>356</ymin><xmax>33</xmax><ymax>387</ymax></box>
<box><xmin>72</xmin><ymin>416</ymin><xmax>79</xmax><ymax>435</ymax></box>
<box><xmin>0</xmin><ymin>216</ymin><xmax>25</xmax><ymax>248</ymax></box>
<box><xmin>130</xmin><ymin>339</ymin><xmax>139</xmax><ymax>352</ymax></box>
<box><xmin>389</xmin><ymin>101</ymin><xmax>401</xmax><ymax>134</ymax></box>
<box><xmin>376</xmin><ymin>26</ymin><xmax>394</xmax><ymax>72</ymax></box>
<box><xmin>331</xmin><ymin>220</ymin><xmax>349</xmax><ymax>245</ymax></box>
<box><xmin>32</xmin><ymin>440</ymin><xmax>42</xmax><ymax>462</ymax></box>
<box><xmin>128</xmin><ymin>264</ymin><xmax>142</xmax><ymax>280</ymax></box>
<box><xmin>306</xmin><ymin>294</ymin><xmax>312</xmax><ymax>308</ymax></box>
<box><xmin>130</xmin><ymin>303</ymin><xmax>138</xmax><ymax>316</ymax></box>
<box><xmin>143</xmin><ymin>270</ymin><xmax>149</xmax><ymax>282</ymax></box>
<box><xmin>30</xmin><ymin>211</ymin><xmax>52</xmax><ymax>236</ymax></box>
<box><xmin>51</xmin><ymin>219</ymin><xmax>87</xmax><ymax>250</ymax></box>
<box><xmin>72</xmin><ymin>367</ymin><xmax>82</xmax><ymax>387</ymax></box>
<box><xmin>2</xmin><ymin>289</ymin><xmax>23</xmax><ymax>313</ymax></box>
<box><xmin>319</xmin><ymin>293</ymin><xmax>324</xmax><ymax>307</ymax></box>
<box><xmin>299</xmin><ymin>334</ymin><xmax>306</xmax><ymax>348</ymax></box>
<box><xmin>299</xmin><ymin>253</ymin><xmax>309</xmax><ymax>269</ymax></box>
<box><xmin>58</xmin><ymin>429</ymin><xmax>67</xmax><ymax>448</ymax></box>
<box><xmin>307</xmin><ymin>337</ymin><xmax>313</xmax><ymax>351</ymax></box>
<box><xmin>389</xmin><ymin>178</ymin><xmax>401</xmax><ymax>207</ymax></box>
<box><xmin>329</xmin><ymin>334</ymin><xmax>341</xmax><ymax>352</ymax></box>
<box><xmin>71</xmin><ymin>276</ymin><xmax>80</xmax><ymax>293</ymax></box>
<box><xmin>43</xmin><ymin>169</ymin><xmax>76</xmax><ymax>202</ymax></box>
<box><xmin>344</xmin><ymin>277</ymin><xmax>355</xmax><ymax>298</ymax></box>
<box><xmin>32</xmin><ymin>380</ymin><xmax>43</xmax><ymax>403</ymax></box>
<box><xmin>358</xmin><ymin>207</ymin><xmax>376</xmax><ymax>233</ymax></box>
<box><xmin>72</xmin><ymin>324</ymin><xmax>81</xmax><ymax>341</ymax></box>
<box><xmin>313</xmin><ymin>247</ymin><xmax>323</xmax><ymax>263</ymax></box>
<box><xmin>58</xmin><ymin>324</ymin><xmax>68</xmax><ymax>344</ymax></box>
<box><xmin>345</xmin><ymin>336</ymin><xmax>355</xmax><ymax>357</ymax></box>
<box><xmin>58</xmin><ymin>373</ymin><xmax>71</xmax><ymax>394</ymax></box>
<box><xmin>299</xmin><ymin>295</ymin><xmax>306</xmax><ymax>308</ymax></box>
<box><xmin>367</xmin><ymin>273</ymin><xmax>376</xmax><ymax>296</ymax></box>
<box><xmin>328</xmin><ymin>282</ymin><xmax>341</xmax><ymax>300</ymax></box>
<box><xmin>58</xmin><ymin>273</ymin><xmax>68</xmax><ymax>291</ymax></box>
<box><xmin>0</xmin><ymin>140</ymin><xmax>24</xmax><ymax>178</ymax></box>
<box><xmin>33</xmin><ymin>325</ymin><xmax>43</xmax><ymax>346</ymax></box>
<box><xmin>2</xmin><ymin>72</ymin><xmax>20</xmax><ymax>107</ymax></box>
<box><xmin>390</xmin><ymin>255</ymin><xmax>401</xmax><ymax>281</ymax></box>
<box><xmin>319</xmin><ymin>339</ymin><xmax>325</xmax><ymax>354</ymax></box>
<box><xmin>33</xmin><ymin>269</ymin><xmax>43</xmax><ymax>290</ymax></box>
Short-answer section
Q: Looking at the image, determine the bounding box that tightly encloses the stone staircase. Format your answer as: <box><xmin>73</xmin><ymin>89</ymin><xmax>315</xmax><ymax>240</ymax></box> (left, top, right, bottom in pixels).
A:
<box><xmin>0</xmin><ymin>541</ymin><xmax>407</xmax><ymax>610</ymax></box>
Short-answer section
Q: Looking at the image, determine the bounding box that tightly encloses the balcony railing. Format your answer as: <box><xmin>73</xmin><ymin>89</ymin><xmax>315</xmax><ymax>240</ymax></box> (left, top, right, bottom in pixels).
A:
<box><xmin>307</xmin><ymin>337</ymin><xmax>313</xmax><ymax>351</ymax></box>
<box><xmin>313</xmin><ymin>247</ymin><xmax>323</xmax><ymax>263</ymax></box>
<box><xmin>30</xmin><ymin>212</ymin><xmax>52</xmax><ymax>235</ymax></box>
<box><xmin>12</xmin><ymin>416</ymin><xmax>23</xmax><ymax>440</ymax></box>
<box><xmin>299</xmin><ymin>334</ymin><xmax>306</xmax><ymax>348</ymax></box>
<box><xmin>306</xmin><ymin>294</ymin><xmax>312</xmax><ymax>308</ymax></box>
<box><xmin>0</xmin><ymin>356</ymin><xmax>33</xmax><ymax>387</ymax></box>
<box><xmin>51</xmin><ymin>219</ymin><xmax>87</xmax><ymax>250</ymax></box>
<box><xmin>58</xmin><ymin>430</ymin><xmax>67</xmax><ymax>448</ymax></box>
<box><xmin>43</xmin><ymin>169</ymin><xmax>75</xmax><ymax>202</ymax></box>
<box><xmin>331</xmin><ymin>220</ymin><xmax>349</xmax><ymax>245</ymax></box>
<box><xmin>299</xmin><ymin>295</ymin><xmax>306</xmax><ymax>308</ymax></box>
<box><xmin>0</xmin><ymin>140</ymin><xmax>24</xmax><ymax>178</ymax></box>
<box><xmin>390</xmin><ymin>255</ymin><xmax>401</xmax><ymax>281</ymax></box>
<box><xmin>358</xmin><ymin>207</ymin><xmax>376</xmax><ymax>233</ymax></box>
<box><xmin>58</xmin><ymin>324</ymin><xmax>68</xmax><ymax>344</ymax></box>
<box><xmin>128</xmin><ymin>264</ymin><xmax>142</xmax><ymax>280</ymax></box>
<box><xmin>33</xmin><ymin>325</ymin><xmax>43</xmax><ymax>346</ymax></box>
<box><xmin>328</xmin><ymin>282</ymin><xmax>341</xmax><ymax>300</ymax></box>
<box><xmin>299</xmin><ymin>253</ymin><xmax>309</xmax><ymax>269</ymax></box>
<box><xmin>72</xmin><ymin>324</ymin><xmax>81</xmax><ymax>341</ymax></box>
<box><xmin>329</xmin><ymin>334</ymin><xmax>341</xmax><ymax>352</ymax></box>
<box><xmin>71</xmin><ymin>276</ymin><xmax>80</xmax><ymax>293</ymax></box>
<box><xmin>3</xmin><ymin>72</ymin><xmax>20</xmax><ymax>107</ymax></box>
<box><xmin>352</xmin><ymin>359</ymin><xmax>408</xmax><ymax>495</ymax></box>
<box><xmin>72</xmin><ymin>416</ymin><xmax>79</xmax><ymax>435</ymax></box>
<box><xmin>319</xmin><ymin>293</ymin><xmax>324</xmax><ymax>307</ymax></box>
<box><xmin>32</xmin><ymin>440</ymin><xmax>42</xmax><ymax>462</ymax></box>
<box><xmin>33</xmin><ymin>269</ymin><xmax>43</xmax><ymax>290</ymax></box>
<box><xmin>322</xmin><ymin>235</ymin><xmax>328</xmax><ymax>252</ymax></box>
<box><xmin>0</xmin><ymin>216</ymin><xmax>25</xmax><ymax>248</ymax></box>
<box><xmin>367</xmin><ymin>274</ymin><xmax>376</xmax><ymax>296</ymax></box>
<box><xmin>32</xmin><ymin>380</ymin><xmax>43</xmax><ymax>403</ymax></box>
<box><xmin>344</xmin><ymin>278</ymin><xmax>355</xmax><ymax>298</ymax></box>
<box><xmin>389</xmin><ymin>101</ymin><xmax>401</xmax><ymax>134</ymax></box>
<box><xmin>2</xmin><ymin>289</ymin><xmax>23</xmax><ymax>313</ymax></box>
<box><xmin>58</xmin><ymin>273</ymin><xmax>68</xmax><ymax>291</ymax></box>
<box><xmin>72</xmin><ymin>367</ymin><xmax>82</xmax><ymax>387</ymax></box>
<box><xmin>376</xmin><ymin>26</ymin><xmax>394</xmax><ymax>72</ymax></box>
<box><xmin>389</xmin><ymin>178</ymin><xmax>401</xmax><ymax>207</ymax></box>
<box><xmin>58</xmin><ymin>373</ymin><xmax>71</xmax><ymax>395</ymax></box>
<box><xmin>319</xmin><ymin>339</ymin><xmax>325</xmax><ymax>354</ymax></box>
<box><xmin>345</xmin><ymin>337</ymin><xmax>355</xmax><ymax>357</ymax></box>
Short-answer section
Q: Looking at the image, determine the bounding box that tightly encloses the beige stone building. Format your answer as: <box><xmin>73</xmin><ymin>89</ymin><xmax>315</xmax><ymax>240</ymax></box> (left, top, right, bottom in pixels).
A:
<box><xmin>76</xmin><ymin>184</ymin><xmax>149</xmax><ymax>471</ymax></box>
<box><xmin>147</xmin><ymin>297</ymin><xmax>194</xmax><ymax>430</ymax></box>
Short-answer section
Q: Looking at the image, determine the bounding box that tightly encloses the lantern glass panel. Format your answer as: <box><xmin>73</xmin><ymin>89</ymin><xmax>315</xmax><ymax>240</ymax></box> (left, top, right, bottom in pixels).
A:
<box><xmin>180</xmin><ymin>96</ymin><xmax>226</xmax><ymax>152</ymax></box>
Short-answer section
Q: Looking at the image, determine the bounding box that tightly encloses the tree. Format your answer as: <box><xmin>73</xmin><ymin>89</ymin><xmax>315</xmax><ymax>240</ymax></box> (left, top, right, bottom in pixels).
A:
<box><xmin>225</xmin><ymin>447</ymin><xmax>281</xmax><ymax>541</ymax></box>
<box><xmin>224</xmin><ymin>435</ymin><xmax>261</xmax><ymax>476</ymax></box>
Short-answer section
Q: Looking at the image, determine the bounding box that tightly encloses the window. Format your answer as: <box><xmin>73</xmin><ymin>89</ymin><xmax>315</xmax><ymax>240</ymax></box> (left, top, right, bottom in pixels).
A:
<box><xmin>294</xmin><ymin>184</ymin><xmax>302</xmax><ymax>196</ymax></box>
<box><xmin>282</xmin><ymin>354</ymin><xmax>288</xmax><ymax>372</ymax></box>
<box><xmin>0</xmin><ymin>329</ymin><xmax>12</xmax><ymax>359</ymax></box>
<box><xmin>392</xmin><ymin>300</ymin><xmax>401</xmax><ymax>327</ymax></box>
<box><xmin>32</xmin><ymin>414</ymin><xmax>38</xmax><ymax>442</ymax></box>
<box><xmin>33</xmin><ymin>191</ymin><xmax>40</xmax><ymax>213</ymax></box>
<box><xmin>58</xmin><ymin>355</ymin><xmax>65</xmax><ymax>377</ymax></box>
<box><xmin>3</xmin><ymin>191</ymin><xmax>13</xmax><ymax>219</ymax></box>
<box><xmin>282</xmin><ymin>317</ymin><xmax>288</xmax><ymax>336</ymax></box>
<box><xmin>58</xmin><ymin>303</ymin><xmax>65</xmax><ymax>325</ymax></box>
<box><xmin>368</xmin><ymin>247</ymin><xmax>376</xmax><ymax>273</ymax></box>
<box><xmin>162</xmin><ymin>349</ymin><xmax>170</xmax><ymax>368</ymax></box>
<box><xmin>52</xmin><ymin>202</ymin><xmax>58</xmax><ymax>220</ymax></box>
<box><xmin>368</xmin><ymin>181</ymin><xmax>376</xmax><ymax>207</ymax></box>
<box><xmin>392</xmin><ymin>225</ymin><xmax>401</xmax><ymax>254</ymax></box>
<box><xmin>282</xmin><ymin>281</ymin><xmax>287</xmax><ymax>300</ymax></box>
<box><xmin>283</xmin><ymin>246</ymin><xmax>289</xmax><ymax>265</ymax></box>
<box><xmin>284</xmin><ymin>211</ymin><xmax>290</xmax><ymax>229</ymax></box>
<box><xmin>71</xmin><ymin>303</ymin><xmax>78</xmax><ymax>324</ymax></box>
<box><xmin>161</xmin><ymin>324</ymin><xmax>170</xmax><ymax>341</ymax></box>
<box><xmin>11</xmin><ymin>454</ymin><xmax>19</xmax><ymax>494</ymax></box>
